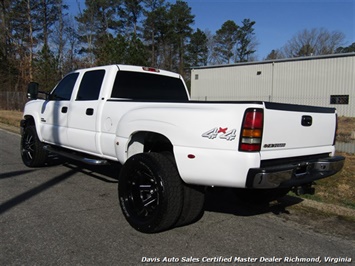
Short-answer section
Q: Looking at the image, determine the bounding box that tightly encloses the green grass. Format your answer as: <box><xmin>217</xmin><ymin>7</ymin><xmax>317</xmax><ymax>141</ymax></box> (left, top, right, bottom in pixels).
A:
<box><xmin>295</xmin><ymin>152</ymin><xmax>355</xmax><ymax>209</ymax></box>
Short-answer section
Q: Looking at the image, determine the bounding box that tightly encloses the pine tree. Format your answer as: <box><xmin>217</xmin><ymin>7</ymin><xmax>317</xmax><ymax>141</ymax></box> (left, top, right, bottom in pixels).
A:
<box><xmin>34</xmin><ymin>44</ymin><xmax>58</xmax><ymax>91</ymax></box>
<box><xmin>168</xmin><ymin>0</ymin><xmax>194</xmax><ymax>74</ymax></box>
<box><xmin>121</xmin><ymin>0</ymin><xmax>143</xmax><ymax>37</ymax></box>
<box><xmin>76</xmin><ymin>0</ymin><xmax>122</xmax><ymax>65</ymax></box>
<box><xmin>125</xmin><ymin>35</ymin><xmax>148</xmax><ymax>65</ymax></box>
<box><xmin>9</xmin><ymin>0</ymin><xmax>41</xmax><ymax>84</ymax></box>
<box><xmin>336</xmin><ymin>42</ymin><xmax>355</xmax><ymax>53</ymax></box>
<box><xmin>142</xmin><ymin>0</ymin><xmax>166</xmax><ymax>66</ymax></box>
<box><xmin>0</xmin><ymin>0</ymin><xmax>18</xmax><ymax>91</ymax></box>
<box><xmin>213</xmin><ymin>20</ymin><xmax>238</xmax><ymax>64</ymax></box>
<box><xmin>96</xmin><ymin>34</ymin><xmax>128</xmax><ymax>65</ymax></box>
<box><xmin>186</xmin><ymin>28</ymin><xmax>208</xmax><ymax>67</ymax></box>
<box><xmin>236</xmin><ymin>18</ymin><xmax>256</xmax><ymax>62</ymax></box>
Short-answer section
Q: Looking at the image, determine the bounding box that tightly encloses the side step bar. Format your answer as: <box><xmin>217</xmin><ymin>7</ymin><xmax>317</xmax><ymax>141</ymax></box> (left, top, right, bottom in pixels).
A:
<box><xmin>43</xmin><ymin>145</ymin><xmax>109</xmax><ymax>166</ymax></box>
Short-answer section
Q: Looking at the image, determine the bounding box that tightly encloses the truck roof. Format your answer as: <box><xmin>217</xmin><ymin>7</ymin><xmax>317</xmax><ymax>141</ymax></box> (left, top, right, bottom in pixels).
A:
<box><xmin>71</xmin><ymin>64</ymin><xmax>181</xmax><ymax>79</ymax></box>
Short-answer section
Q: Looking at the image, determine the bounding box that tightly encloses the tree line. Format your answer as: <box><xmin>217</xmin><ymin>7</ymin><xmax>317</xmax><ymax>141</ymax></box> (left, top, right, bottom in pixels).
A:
<box><xmin>1</xmin><ymin>0</ymin><xmax>353</xmax><ymax>94</ymax></box>
<box><xmin>265</xmin><ymin>28</ymin><xmax>354</xmax><ymax>60</ymax></box>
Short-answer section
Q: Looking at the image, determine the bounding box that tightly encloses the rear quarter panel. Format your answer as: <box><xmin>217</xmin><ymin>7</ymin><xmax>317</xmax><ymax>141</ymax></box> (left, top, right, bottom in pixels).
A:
<box><xmin>113</xmin><ymin>102</ymin><xmax>264</xmax><ymax>187</ymax></box>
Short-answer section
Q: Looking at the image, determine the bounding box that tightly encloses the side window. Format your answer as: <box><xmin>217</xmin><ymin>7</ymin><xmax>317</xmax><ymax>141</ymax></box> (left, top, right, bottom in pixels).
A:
<box><xmin>76</xmin><ymin>70</ymin><xmax>105</xmax><ymax>101</ymax></box>
<box><xmin>50</xmin><ymin>73</ymin><xmax>79</xmax><ymax>100</ymax></box>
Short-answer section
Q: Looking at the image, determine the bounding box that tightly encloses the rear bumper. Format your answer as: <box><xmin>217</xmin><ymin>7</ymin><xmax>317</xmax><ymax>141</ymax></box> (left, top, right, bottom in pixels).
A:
<box><xmin>246</xmin><ymin>156</ymin><xmax>345</xmax><ymax>189</ymax></box>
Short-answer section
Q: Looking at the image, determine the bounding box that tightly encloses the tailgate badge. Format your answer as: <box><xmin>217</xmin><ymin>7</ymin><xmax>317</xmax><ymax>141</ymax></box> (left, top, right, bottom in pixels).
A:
<box><xmin>263</xmin><ymin>143</ymin><xmax>286</xmax><ymax>148</ymax></box>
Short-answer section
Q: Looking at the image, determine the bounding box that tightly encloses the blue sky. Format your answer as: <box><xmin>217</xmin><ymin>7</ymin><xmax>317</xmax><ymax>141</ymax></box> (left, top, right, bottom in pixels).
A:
<box><xmin>68</xmin><ymin>0</ymin><xmax>355</xmax><ymax>60</ymax></box>
<box><xmin>182</xmin><ymin>0</ymin><xmax>355</xmax><ymax>59</ymax></box>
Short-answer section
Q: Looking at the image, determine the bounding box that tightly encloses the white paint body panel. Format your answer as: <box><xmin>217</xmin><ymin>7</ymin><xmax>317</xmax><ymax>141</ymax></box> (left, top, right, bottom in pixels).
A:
<box><xmin>23</xmin><ymin>64</ymin><xmax>338</xmax><ymax>188</ymax></box>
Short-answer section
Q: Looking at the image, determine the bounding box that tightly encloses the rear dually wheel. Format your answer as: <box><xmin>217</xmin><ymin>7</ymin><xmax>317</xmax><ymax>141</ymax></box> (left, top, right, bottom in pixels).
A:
<box><xmin>118</xmin><ymin>152</ymin><xmax>184</xmax><ymax>233</ymax></box>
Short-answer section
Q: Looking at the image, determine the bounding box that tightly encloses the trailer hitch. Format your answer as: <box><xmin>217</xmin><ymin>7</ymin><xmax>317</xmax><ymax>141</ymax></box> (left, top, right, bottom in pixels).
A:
<box><xmin>292</xmin><ymin>183</ymin><xmax>315</xmax><ymax>195</ymax></box>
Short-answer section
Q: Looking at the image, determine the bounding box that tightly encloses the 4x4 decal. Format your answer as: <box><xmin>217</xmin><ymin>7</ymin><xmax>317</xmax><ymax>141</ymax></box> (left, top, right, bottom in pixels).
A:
<box><xmin>202</xmin><ymin>127</ymin><xmax>237</xmax><ymax>141</ymax></box>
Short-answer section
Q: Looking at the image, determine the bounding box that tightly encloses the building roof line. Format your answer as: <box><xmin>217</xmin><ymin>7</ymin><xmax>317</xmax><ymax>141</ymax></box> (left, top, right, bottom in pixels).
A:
<box><xmin>192</xmin><ymin>52</ymin><xmax>355</xmax><ymax>70</ymax></box>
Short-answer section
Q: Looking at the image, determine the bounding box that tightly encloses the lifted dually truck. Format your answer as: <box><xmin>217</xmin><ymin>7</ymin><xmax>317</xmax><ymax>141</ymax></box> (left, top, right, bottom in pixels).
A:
<box><xmin>20</xmin><ymin>64</ymin><xmax>345</xmax><ymax>233</ymax></box>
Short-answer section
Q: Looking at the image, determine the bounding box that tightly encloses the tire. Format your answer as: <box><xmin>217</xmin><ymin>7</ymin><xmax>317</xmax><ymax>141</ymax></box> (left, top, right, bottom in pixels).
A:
<box><xmin>160</xmin><ymin>151</ymin><xmax>205</xmax><ymax>227</ymax></box>
<box><xmin>235</xmin><ymin>188</ymin><xmax>290</xmax><ymax>203</ymax></box>
<box><xmin>175</xmin><ymin>184</ymin><xmax>205</xmax><ymax>227</ymax></box>
<box><xmin>118</xmin><ymin>152</ymin><xmax>183</xmax><ymax>233</ymax></box>
<box><xmin>21</xmin><ymin>125</ymin><xmax>48</xmax><ymax>167</ymax></box>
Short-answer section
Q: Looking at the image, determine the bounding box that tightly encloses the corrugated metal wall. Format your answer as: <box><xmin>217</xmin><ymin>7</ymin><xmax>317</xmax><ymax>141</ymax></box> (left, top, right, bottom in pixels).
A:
<box><xmin>191</xmin><ymin>64</ymin><xmax>273</xmax><ymax>101</ymax></box>
<box><xmin>191</xmin><ymin>53</ymin><xmax>355</xmax><ymax>117</ymax></box>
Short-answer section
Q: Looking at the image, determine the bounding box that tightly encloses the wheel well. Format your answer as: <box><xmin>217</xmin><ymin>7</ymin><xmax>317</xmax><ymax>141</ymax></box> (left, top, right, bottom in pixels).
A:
<box><xmin>22</xmin><ymin>115</ymin><xmax>35</xmax><ymax>129</ymax></box>
<box><xmin>127</xmin><ymin>131</ymin><xmax>173</xmax><ymax>158</ymax></box>
<box><xmin>24</xmin><ymin>115</ymin><xmax>35</xmax><ymax>126</ymax></box>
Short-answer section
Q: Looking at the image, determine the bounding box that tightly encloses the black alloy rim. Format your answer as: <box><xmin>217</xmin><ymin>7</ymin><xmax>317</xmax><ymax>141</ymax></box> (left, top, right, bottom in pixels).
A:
<box><xmin>125</xmin><ymin>166</ymin><xmax>161</xmax><ymax>221</ymax></box>
<box><xmin>22</xmin><ymin>131</ymin><xmax>34</xmax><ymax>162</ymax></box>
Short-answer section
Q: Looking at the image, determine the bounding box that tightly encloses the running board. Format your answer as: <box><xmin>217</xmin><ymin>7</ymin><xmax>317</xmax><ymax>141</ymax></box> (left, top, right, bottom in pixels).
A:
<box><xmin>43</xmin><ymin>145</ymin><xmax>109</xmax><ymax>165</ymax></box>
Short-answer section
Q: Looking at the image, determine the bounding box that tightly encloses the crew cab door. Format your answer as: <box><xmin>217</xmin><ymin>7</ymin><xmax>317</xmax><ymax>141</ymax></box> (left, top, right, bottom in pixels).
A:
<box><xmin>67</xmin><ymin>69</ymin><xmax>105</xmax><ymax>153</ymax></box>
<box><xmin>40</xmin><ymin>73</ymin><xmax>79</xmax><ymax>145</ymax></box>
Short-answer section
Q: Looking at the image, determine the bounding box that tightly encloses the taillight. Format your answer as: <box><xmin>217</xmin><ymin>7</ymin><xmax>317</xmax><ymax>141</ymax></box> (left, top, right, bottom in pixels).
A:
<box><xmin>239</xmin><ymin>108</ymin><xmax>263</xmax><ymax>152</ymax></box>
<box><xmin>333</xmin><ymin>113</ymin><xmax>338</xmax><ymax>146</ymax></box>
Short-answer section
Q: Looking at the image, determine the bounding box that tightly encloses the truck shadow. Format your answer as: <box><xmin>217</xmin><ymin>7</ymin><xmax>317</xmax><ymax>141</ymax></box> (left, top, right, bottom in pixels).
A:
<box><xmin>62</xmin><ymin>160</ymin><xmax>302</xmax><ymax>218</ymax></box>
<box><xmin>204</xmin><ymin>187</ymin><xmax>303</xmax><ymax>217</ymax></box>
<box><xmin>0</xmin><ymin>161</ymin><xmax>119</xmax><ymax>216</ymax></box>
<box><xmin>55</xmin><ymin>159</ymin><xmax>302</xmax><ymax>220</ymax></box>
<box><xmin>0</xmin><ymin>169</ymin><xmax>77</xmax><ymax>215</ymax></box>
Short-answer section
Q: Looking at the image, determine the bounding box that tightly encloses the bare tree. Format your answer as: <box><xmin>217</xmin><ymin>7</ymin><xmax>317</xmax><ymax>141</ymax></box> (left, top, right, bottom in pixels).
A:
<box><xmin>282</xmin><ymin>28</ymin><xmax>345</xmax><ymax>57</ymax></box>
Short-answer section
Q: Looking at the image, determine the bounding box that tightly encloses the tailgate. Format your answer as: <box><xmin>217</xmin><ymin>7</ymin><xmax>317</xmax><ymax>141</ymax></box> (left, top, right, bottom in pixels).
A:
<box><xmin>261</xmin><ymin>102</ymin><xmax>337</xmax><ymax>159</ymax></box>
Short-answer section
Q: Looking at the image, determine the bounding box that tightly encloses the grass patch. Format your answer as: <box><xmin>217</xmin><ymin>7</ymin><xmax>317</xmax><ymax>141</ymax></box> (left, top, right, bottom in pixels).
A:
<box><xmin>296</xmin><ymin>152</ymin><xmax>355</xmax><ymax>209</ymax></box>
<box><xmin>0</xmin><ymin>110</ymin><xmax>23</xmax><ymax>127</ymax></box>
<box><xmin>337</xmin><ymin>116</ymin><xmax>355</xmax><ymax>142</ymax></box>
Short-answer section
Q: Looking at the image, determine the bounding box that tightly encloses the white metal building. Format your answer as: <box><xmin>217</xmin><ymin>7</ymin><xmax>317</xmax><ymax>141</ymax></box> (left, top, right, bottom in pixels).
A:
<box><xmin>191</xmin><ymin>53</ymin><xmax>355</xmax><ymax>117</ymax></box>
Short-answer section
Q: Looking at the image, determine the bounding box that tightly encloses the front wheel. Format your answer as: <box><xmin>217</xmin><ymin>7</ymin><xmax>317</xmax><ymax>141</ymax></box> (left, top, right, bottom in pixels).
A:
<box><xmin>21</xmin><ymin>125</ymin><xmax>48</xmax><ymax>167</ymax></box>
<box><xmin>118</xmin><ymin>152</ymin><xmax>183</xmax><ymax>233</ymax></box>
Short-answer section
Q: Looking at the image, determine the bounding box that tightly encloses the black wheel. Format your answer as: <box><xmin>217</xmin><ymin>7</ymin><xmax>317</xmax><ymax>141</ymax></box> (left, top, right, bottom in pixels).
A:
<box><xmin>21</xmin><ymin>125</ymin><xmax>48</xmax><ymax>167</ymax></box>
<box><xmin>159</xmin><ymin>152</ymin><xmax>205</xmax><ymax>227</ymax></box>
<box><xmin>118</xmin><ymin>152</ymin><xmax>183</xmax><ymax>233</ymax></box>
<box><xmin>235</xmin><ymin>188</ymin><xmax>291</xmax><ymax>203</ymax></box>
<box><xmin>175</xmin><ymin>184</ymin><xmax>205</xmax><ymax>227</ymax></box>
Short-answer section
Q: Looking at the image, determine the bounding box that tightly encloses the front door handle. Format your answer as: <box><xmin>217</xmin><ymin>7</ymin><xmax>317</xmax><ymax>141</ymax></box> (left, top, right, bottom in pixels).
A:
<box><xmin>61</xmin><ymin>106</ymin><xmax>68</xmax><ymax>113</ymax></box>
<box><xmin>86</xmin><ymin>108</ymin><xmax>94</xmax><ymax>116</ymax></box>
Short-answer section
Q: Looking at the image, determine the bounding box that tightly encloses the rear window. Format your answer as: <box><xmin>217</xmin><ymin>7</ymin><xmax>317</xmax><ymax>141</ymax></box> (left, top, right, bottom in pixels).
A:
<box><xmin>111</xmin><ymin>71</ymin><xmax>188</xmax><ymax>101</ymax></box>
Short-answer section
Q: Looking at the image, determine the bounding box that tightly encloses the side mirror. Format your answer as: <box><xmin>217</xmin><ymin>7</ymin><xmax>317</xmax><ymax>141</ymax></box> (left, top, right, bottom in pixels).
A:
<box><xmin>27</xmin><ymin>82</ymin><xmax>39</xmax><ymax>99</ymax></box>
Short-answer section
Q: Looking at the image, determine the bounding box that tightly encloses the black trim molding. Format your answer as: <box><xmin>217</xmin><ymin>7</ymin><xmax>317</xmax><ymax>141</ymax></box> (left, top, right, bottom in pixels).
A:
<box><xmin>264</xmin><ymin>102</ymin><xmax>335</xmax><ymax>113</ymax></box>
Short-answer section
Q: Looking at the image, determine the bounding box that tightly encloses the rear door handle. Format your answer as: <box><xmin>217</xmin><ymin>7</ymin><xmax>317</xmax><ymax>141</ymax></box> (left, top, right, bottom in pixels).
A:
<box><xmin>61</xmin><ymin>107</ymin><xmax>68</xmax><ymax>113</ymax></box>
<box><xmin>86</xmin><ymin>108</ymin><xmax>94</xmax><ymax>116</ymax></box>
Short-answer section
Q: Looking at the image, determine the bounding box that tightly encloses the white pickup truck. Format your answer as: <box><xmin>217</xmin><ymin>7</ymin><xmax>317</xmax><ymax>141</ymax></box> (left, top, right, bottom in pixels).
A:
<box><xmin>21</xmin><ymin>64</ymin><xmax>345</xmax><ymax>233</ymax></box>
